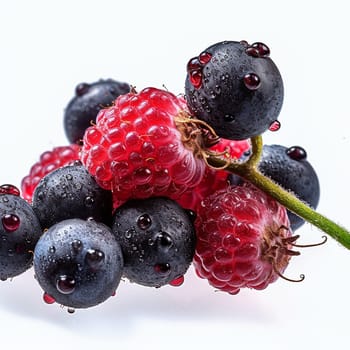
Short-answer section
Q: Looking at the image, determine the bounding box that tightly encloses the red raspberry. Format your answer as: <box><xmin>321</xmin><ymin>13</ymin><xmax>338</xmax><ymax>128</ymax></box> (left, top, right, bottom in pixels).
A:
<box><xmin>80</xmin><ymin>87</ymin><xmax>207</xmax><ymax>208</ymax></box>
<box><xmin>177</xmin><ymin>138</ymin><xmax>250</xmax><ymax>211</ymax></box>
<box><xmin>194</xmin><ymin>182</ymin><xmax>298</xmax><ymax>294</ymax></box>
<box><xmin>21</xmin><ymin>145</ymin><xmax>80</xmax><ymax>202</ymax></box>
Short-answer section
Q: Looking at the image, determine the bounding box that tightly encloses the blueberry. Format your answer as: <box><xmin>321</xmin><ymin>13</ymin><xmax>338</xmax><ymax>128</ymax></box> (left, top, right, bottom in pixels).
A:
<box><xmin>111</xmin><ymin>197</ymin><xmax>196</xmax><ymax>288</ymax></box>
<box><xmin>185</xmin><ymin>40</ymin><xmax>284</xmax><ymax>140</ymax></box>
<box><xmin>0</xmin><ymin>188</ymin><xmax>42</xmax><ymax>280</ymax></box>
<box><xmin>32</xmin><ymin>164</ymin><xmax>113</xmax><ymax>229</ymax></box>
<box><xmin>33</xmin><ymin>218</ymin><xmax>124</xmax><ymax>309</ymax></box>
<box><xmin>64</xmin><ymin>78</ymin><xmax>130</xmax><ymax>144</ymax></box>
<box><xmin>257</xmin><ymin>144</ymin><xmax>320</xmax><ymax>230</ymax></box>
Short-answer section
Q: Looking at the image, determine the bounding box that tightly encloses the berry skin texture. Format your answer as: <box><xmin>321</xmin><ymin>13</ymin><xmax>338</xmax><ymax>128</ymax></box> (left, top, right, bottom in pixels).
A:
<box><xmin>0</xmin><ymin>187</ymin><xmax>42</xmax><ymax>281</ymax></box>
<box><xmin>21</xmin><ymin>144</ymin><xmax>80</xmax><ymax>203</ymax></box>
<box><xmin>80</xmin><ymin>87</ymin><xmax>206</xmax><ymax>208</ymax></box>
<box><xmin>32</xmin><ymin>164</ymin><xmax>113</xmax><ymax>229</ymax></box>
<box><xmin>257</xmin><ymin>144</ymin><xmax>320</xmax><ymax>230</ymax></box>
<box><xmin>185</xmin><ymin>41</ymin><xmax>284</xmax><ymax>140</ymax></box>
<box><xmin>194</xmin><ymin>183</ymin><xmax>295</xmax><ymax>294</ymax></box>
<box><xmin>111</xmin><ymin>197</ymin><xmax>196</xmax><ymax>288</ymax></box>
<box><xmin>64</xmin><ymin>78</ymin><xmax>130</xmax><ymax>144</ymax></box>
<box><xmin>33</xmin><ymin>218</ymin><xmax>124</xmax><ymax>309</ymax></box>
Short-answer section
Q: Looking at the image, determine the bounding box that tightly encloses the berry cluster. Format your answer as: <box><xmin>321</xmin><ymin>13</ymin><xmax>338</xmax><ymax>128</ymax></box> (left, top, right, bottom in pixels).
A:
<box><xmin>1</xmin><ymin>40</ymin><xmax>333</xmax><ymax>313</ymax></box>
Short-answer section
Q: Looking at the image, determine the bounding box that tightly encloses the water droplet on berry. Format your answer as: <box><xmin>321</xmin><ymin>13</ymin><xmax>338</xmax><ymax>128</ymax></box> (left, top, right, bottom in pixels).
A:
<box><xmin>85</xmin><ymin>249</ymin><xmax>105</xmax><ymax>271</ymax></box>
<box><xmin>125</xmin><ymin>229</ymin><xmax>134</xmax><ymax>239</ymax></box>
<box><xmin>214</xmin><ymin>84</ymin><xmax>221</xmax><ymax>94</ymax></box>
<box><xmin>251</xmin><ymin>42</ymin><xmax>270</xmax><ymax>57</ymax></box>
<box><xmin>68</xmin><ymin>160</ymin><xmax>82</xmax><ymax>167</ymax></box>
<box><xmin>187</xmin><ymin>57</ymin><xmax>202</xmax><ymax>71</ymax></box>
<box><xmin>7</xmin><ymin>249</ymin><xmax>14</xmax><ymax>256</ymax></box>
<box><xmin>137</xmin><ymin>214</ymin><xmax>152</xmax><ymax>230</ymax></box>
<box><xmin>66</xmin><ymin>174</ymin><xmax>73</xmax><ymax>180</ymax></box>
<box><xmin>71</xmin><ymin>239</ymin><xmax>83</xmax><ymax>252</ymax></box>
<box><xmin>67</xmin><ymin>307</ymin><xmax>75</xmax><ymax>314</ymax></box>
<box><xmin>2</xmin><ymin>214</ymin><xmax>20</xmax><ymax>232</ymax></box>
<box><xmin>75</xmin><ymin>82</ymin><xmax>90</xmax><ymax>96</ymax></box>
<box><xmin>169</xmin><ymin>275</ymin><xmax>184</xmax><ymax>287</ymax></box>
<box><xmin>56</xmin><ymin>275</ymin><xmax>76</xmax><ymax>294</ymax></box>
<box><xmin>221</xmin><ymin>73</ymin><xmax>230</xmax><ymax>82</ymax></box>
<box><xmin>84</xmin><ymin>196</ymin><xmax>95</xmax><ymax>206</ymax></box>
<box><xmin>189</xmin><ymin>70</ymin><xmax>203</xmax><ymax>89</ymax></box>
<box><xmin>243</xmin><ymin>73</ymin><xmax>261</xmax><ymax>90</ymax></box>
<box><xmin>48</xmin><ymin>246</ymin><xmax>56</xmax><ymax>254</ymax></box>
<box><xmin>37</xmin><ymin>191</ymin><xmax>44</xmax><ymax>201</ymax></box>
<box><xmin>224</xmin><ymin>114</ymin><xmax>235</xmax><ymax>123</ymax></box>
<box><xmin>43</xmin><ymin>292</ymin><xmax>56</xmax><ymax>304</ymax></box>
<box><xmin>286</xmin><ymin>146</ymin><xmax>307</xmax><ymax>160</ymax></box>
<box><xmin>154</xmin><ymin>263</ymin><xmax>171</xmax><ymax>274</ymax></box>
<box><xmin>157</xmin><ymin>232</ymin><xmax>173</xmax><ymax>248</ymax></box>
<box><xmin>186</xmin><ymin>209</ymin><xmax>197</xmax><ymax>223</ymax></box>
<box><xmin>268</xmin><ymin>120</ymin><xmax>281</xmax><ymax>132</ymax></box>
<box><xmin>198</xmin><ymin>51</ymin><xmax>212</xmax><ymax>65</ymax></box>
<box><xmin>0</xmin><ymin>184</ymin><xmax>20</xmax><ymax>196</ymax></box>
<box><xmin>245</xmin><ymin>46</ymin><xmax>260</xmax><ymax>57</ymax></box>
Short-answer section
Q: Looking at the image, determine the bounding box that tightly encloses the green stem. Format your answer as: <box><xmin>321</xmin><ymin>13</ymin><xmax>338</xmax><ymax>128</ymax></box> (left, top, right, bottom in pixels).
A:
<box><xmin>207</xmin><ymin>136</ymin><xmax>350</xmax><ymax>250</ymax></box>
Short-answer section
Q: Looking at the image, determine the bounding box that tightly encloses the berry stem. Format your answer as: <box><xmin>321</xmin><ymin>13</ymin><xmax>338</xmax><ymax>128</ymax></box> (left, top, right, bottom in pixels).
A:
<box><xmin>207</xmin><ymin>135</ymin><xmax>350</xmax><ymax>250</ymax></box>
<box><xmin>245</xmin><ymin>133</ymin><xmax>263</xmax><ymax>167</ymax></box>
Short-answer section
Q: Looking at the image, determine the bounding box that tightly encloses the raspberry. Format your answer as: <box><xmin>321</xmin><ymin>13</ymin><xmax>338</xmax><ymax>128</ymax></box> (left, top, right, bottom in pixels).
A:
<box><xmin>177</xmin><ymin>138</ymin><xmax>250</xmax><ymax>211</ymax></box>
<box><xmin>21</xmin><ymin>145</ymin><xmax>80</xmax><ymax>202</ymax></box>
<box><xmin>194</xmin><ymin>182</ymin><xmax>300</xmax><ymax>294</ymax></box>
<box><xmin>80</xmin><ymin>87</ymin><xmax>207</xmax><ymax>208</ymax></box>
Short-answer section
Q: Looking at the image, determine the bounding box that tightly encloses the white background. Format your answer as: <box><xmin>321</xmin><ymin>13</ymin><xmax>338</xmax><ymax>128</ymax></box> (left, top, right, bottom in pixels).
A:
<box><xmin>1</xmin><ymin>0</ymin><xmax>350</xmax><ymax>349</ymax></box>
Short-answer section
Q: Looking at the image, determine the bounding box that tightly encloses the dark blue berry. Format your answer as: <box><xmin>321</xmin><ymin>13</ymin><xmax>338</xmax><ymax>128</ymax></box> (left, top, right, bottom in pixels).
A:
<box><xmin>185</xmin><ymin>40</ymin><xmax>284</xmax><ymax>140</ymax></box>
<box><xmin>64</xmin><ymin>79</ymin><xmax>130</xmax><ymax>144</ymax></box>
<box><xmin>111</xmin><ymin>197</ymin><xmax>196</xmax><ymax>288</ymax></box>
<box><xmin>257</xmin><ymin>144</ymin><xmax>320</xmax><ymax>230</ymax></box>
<box><xmin>0</xmin><ymin>189</ymin><xmax>42</xmax><ymax>280</ymax></box>
<box><xmin>32</xmin><ymin>164</ymin><xmax>112</xmax><ymax>229</ymax></box>
<box><xmin>33</xmin><ymin>218</ymin><xmax>124</xmax><ymax>309</ymax></box>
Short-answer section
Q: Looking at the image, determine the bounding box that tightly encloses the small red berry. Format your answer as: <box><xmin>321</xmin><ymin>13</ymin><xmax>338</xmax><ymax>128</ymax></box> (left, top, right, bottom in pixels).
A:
<box><xmin>21</xmin><ymin>145</ymin><xmax>80</xmax><ymax>202</ymax></box>
<box><xmin>194</xmin><ymin>182</ymin><xmax>298</xmax><ymax>294</ymax></box>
